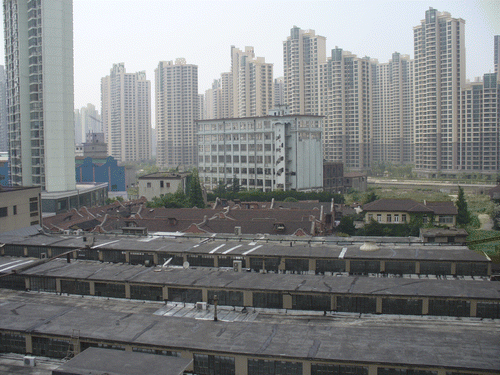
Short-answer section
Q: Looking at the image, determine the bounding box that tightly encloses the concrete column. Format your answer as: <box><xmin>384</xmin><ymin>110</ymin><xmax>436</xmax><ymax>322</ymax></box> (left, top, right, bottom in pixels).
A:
<box><xmin>278</xmin><ymin>257</ymin><xmax>286</xmax><ymax>271</ymax></box>
<box><xmin>234</xmin><ymin>355</ymin><xmax>248</xmax><ymax>375</ymax></box>
<box><xmin>309</xmin><ymin>259</ymin><xmax>316</xmax><ymax>273</ymax></box>
<box><xmin>470</xmin><ymin>300</ymin><xmax>477</xmax><ymax>317</ymax></box>
<box><xmin>56</xmin><ymin>279</ymin><xmax>61</xmax><ymax>294</ymax></box>
<box><xmin>89</xmin><ymin>281</ymin><xmax>95</xmax><ymax>296</ymax></box>
<box><xmin>302</xmin><ymin>361</ymin><xmax>311</xmax><ymax>375</ymax></box>
<box><xmin>183</xmin><ymin>254</ymin><xmax>187</xmax><ymax>264</ymax></box>
<box><xmin>125</xmin><ymin>284</ymin><xmax>131</xmax><ymax>299</ymax></box>
<box><xmin>451</xmin><ymin>262</ymin><xmax>456</xmax><ymax>276</ymax></box>
<box><xmin>153</xmin><ymin>253</ymin><xmax>159</xmax><ymax>265</ymax></box>
<box><xmin>331</xmin><ymin>295</ymin><xmax>336</xmax><ymax>311</ymax></box>
<box><xmin>202</xmin><ymin>288</ymin><xmax>208</xmax><ymax>303</ymax></box>
<box><xmin>47</xmin><ymin>248</ymin><xmax>52</xmax><ymax>257</ymax></box>
<box><xmin>368</xmin><ymin>365</ymin><xmax>377</xmax><ymax>375</ymax></box>
<box><xmin>345</xmin><ymin>260</ymin><xmax>350</xmax><ymax>273</ymax></box>
<box><xmin>163</xmin><ymin>286</ymin><xmax>168</xmax><ymax>301</ymax></box>
<box><xmin>125</xmin><ymin>252</ymin><xmax>130</xmax><ymax>263</ymax></box>
<box><xmin>415</xmin><ymin>261</ymin><xmax>420</xmax><ymax>274</ymax></box>
<box><xmin>379</xmin><ymin>261</ymin><xmax>385</xmax><ymax>273</ymax></box>
<box><xmin>283</xmin><ymin>294</ymin><xmax>292</xmax><ymax>309</ymax></box>
<box><xmin>98</xmin><ymin>250</ymin><xmax>103</xmax><ymax>262</ymax></box>
<box><xmin>25</xmin><ymin>278</ymin><xmax>30</xmax><ymax>290</ymax></box>
<box><xmin>25</xmin><ymin>334</ymin><xmax>32</xmax><ymax>354</ymax></box>
<box><xmin>124</xmin><ymin>345</ymin><xmax>132</xmax><ymax>352</ymax></box>
<box><xmin>487</xmin><ymin>263</ymin><xmax>492</xmax><ymax>277</ymax></box>
<box><xmin>243</xmin><ymin>291</ymin><xmax>253</xmax><ymax>307</ymax></box>
<box><xmin>376</xmin><ymin>297</ymin><xmax>383</xmax><ymax>314</ymax></box>
<box><xmin>422</xmin><ymin>298</ymin><xmax>429</xmax><ymax>315</ymax></box>
<box><xmin>24</xmin><ymin>247</ymin><xmax>28</xmax><ymax>257</ymax></box>
<box><xmin>214</xmin><ymin>256</ymin><xmax>218</xmax><ymax>268</ymax></box>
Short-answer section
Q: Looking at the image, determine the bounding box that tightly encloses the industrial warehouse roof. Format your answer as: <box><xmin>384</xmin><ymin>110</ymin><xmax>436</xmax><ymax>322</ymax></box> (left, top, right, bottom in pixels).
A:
<box><xmin>0</xmin><ymin>232</ymin><xmax>489</xmax><ymax>263</ymax></box>
<box><xmin>14</xmin><ymin>258</ymin><xmax>500</xmax><ymax>300</ymax></box>
<box><xmin>0</xmin><ymin>290</ymin><xmax>498</xmax><ymax>372</ymax></box>
<box><xmin>53</xmin><ymin>348</ymin><xmax>192</xmax><ymax>375</ymax></box>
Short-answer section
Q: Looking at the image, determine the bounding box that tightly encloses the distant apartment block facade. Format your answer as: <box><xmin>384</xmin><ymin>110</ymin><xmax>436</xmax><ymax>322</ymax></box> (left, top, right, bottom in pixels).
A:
<box><xmin>198</xmin><ymin>106</ymin><xmax>323</xmax><ymax>192</ymax></box>
<box><xmin>101</xmin><ymin>63</ymin><xmax>151</xmax><ymax>163</ymax></box>
<box><xmin>0</xmin><ymin>66</ymin><xmax>7</xmax><ymax>153</ymax></box>
<box><xmin>205</xmin><ymin>79</ymin><xmax>222</xmax><ymax>120</ymax></box>
<box><xmin>413</xmin><ymin>8</ymin><xmax>466</xmax><ymax>177</ymax></box>
<box><xmin>373</xmin><ymin>53</ymin><xmax>414</xmax><ymax>164</ymax></box>
<box><xmin>4</xmin><ymin>0</ymin><xmax>76</xmax><ymax>192</ymax></box>
<box><xmin>74</xmin><ymin>103</ymin><xmax>101</xmax><ymax>145</ymax></box>
<box><xmin>495</xmin><ymin>35</ymin><xmax>499</xmax><ymax>75</ymax></box>
<box><xmin>458</xmin><ymin>73</ymin><xmax>500</xmax><ymax>173</ymax></box>
<box><xmin>320</xmin><ymin>48</ymin><xmax>375</xmax><ymax>170</ymax></box>
<box><xmin>273</xmin><ymin>77</ymin><xmax>285</xmax><ymax>107</ymax></box>
<box><xmin>155</xmin><ymin>59</ymin><xmax>199</xmax><ymax>169</ymax></box>
<box><xmin>283</xmin><ymin>26</ymin><xmax>326</xmax><ymax>115</ymax></box>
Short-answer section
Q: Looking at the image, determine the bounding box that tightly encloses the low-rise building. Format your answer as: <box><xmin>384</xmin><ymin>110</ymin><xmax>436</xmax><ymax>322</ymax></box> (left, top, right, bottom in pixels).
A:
<box><xmin>138</xmin><ymin>172</ymin><xmax>189</xmax><ymax>201</ymax></box>
<box><xmin>197</xmin><ymin>105</ymin><xmax>323</xmax><ymax>192</ymax></box>
<box><xmin>0</xmin><ymin>186</ymin><xmax>41</xmax><ymax>232</ymax></box>
<box><xmin>363</xmin><ymin>198</ymin><xmax>458</xmax><ymax>226</ymax></box>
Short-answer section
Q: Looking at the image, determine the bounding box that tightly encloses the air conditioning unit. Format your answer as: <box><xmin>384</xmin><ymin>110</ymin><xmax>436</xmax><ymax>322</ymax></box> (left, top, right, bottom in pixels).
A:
<box><xmin>234</xmin><ymin>226</ymin><xmax>242</xmax><ymax>235</ymax></box>
<box><xmin>233</xmin><ymin>260</ymin><xmax>242</xmax><ymax>272</ymax></box>
<box><xmin>24</xmin><ymin>356</ymin><xmax>36</xmax><ymax>367</ymax></box>
<box><xmin>196</xmin><ymin>302</ymin><xmax>207</xmax><ymax>310</ymax></box>
<box><xmin>63</xmin><ymin>230</ymin><xmax>71</xmax><ymax>235</ymax></box>
<box><xmin>40</xmin><ymin>253</ymin><xmax>47</xmax><ymax>259</ymax></box>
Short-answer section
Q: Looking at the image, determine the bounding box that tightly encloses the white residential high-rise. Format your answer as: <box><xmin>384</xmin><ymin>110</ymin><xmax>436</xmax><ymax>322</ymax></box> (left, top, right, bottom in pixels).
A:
<box><xmin>205</xmin><ymin>79</ymin><xmax>222</xmax><ymax>120</ymax></box>
<box><xmin>413</xmin><ymin>8</ymin><xmax>466</xmax><ymax>177</ymax></box>
<box><xmin>74</xmin><ymin>104</ymin><xmax>101</xmax><ymax>145</ymax></box>
<box><xmin>373</xmin><ymin>53</ymin><xmax>414</xmax><ymax>164</ymax></box>
<box><xmin>495</xmin><ymin>35</ymin><xmax>500</xmax><ymax>75</ymax></box>
<box><xmin>4</xmin><ymin>0</ymin><xmax>75</xmax><ymax>192</ymax></box>
<box><xmin>220</xmin><ymin>72</ymin><xmax>232</xmax><ymax>119</ymax></box>
<box><xmin>101</xmin><ymin>63</ymin><xmax>152</xmax><ymax>163</ymax></box>
<box><xmin>283</xmin><ymin>26</ymin><xmax>326</xmax><ymax>115</ymax></box>
<box><xmin>458</xmin><ymin>73</ymin><xmax>500</xmax><ymax>174</ymax></box>
<box><xmin>155</xmin><ymin>59</ymin><xmax>199</xmax><ymax>169</ymax></box>
<box><xmin>273</xmin><ymin>77</ymin><xmax>285</xmax><ymax>107</ymax></box>
<box><xmin>320</xmin><ymin>48</ymin><xmax>375</xmax><ymax>170</ymax></box>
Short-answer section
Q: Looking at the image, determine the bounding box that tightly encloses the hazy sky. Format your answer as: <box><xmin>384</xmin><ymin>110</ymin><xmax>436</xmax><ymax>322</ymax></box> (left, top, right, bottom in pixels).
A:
<box><xmin>4</xmin><ymin>0</ymin><xmax>500</xmax><ymax>116</ymax></box>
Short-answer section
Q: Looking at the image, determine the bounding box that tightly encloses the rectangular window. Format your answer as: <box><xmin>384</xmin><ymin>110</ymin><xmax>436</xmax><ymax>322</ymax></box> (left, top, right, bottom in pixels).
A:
<box><xmin>13</xmin><ymin>205</ymin><xmax>17</xmax><ymax>215</ymax></box>
<box><xmin>0</xmin><ymin>207</ymin><xmax>8</xmax><ymax>217</ymax></box>
<box><xmin>394</xmin><ymin>214</ymin><xmax>399</xmax><ymax>223</ymax></box>
<box><xmin>401</xmin><ymin>214</ymin><xmax>407</xmax><ymax>222</ymax></box>
<box><xmin>147</xmin><ymin>182</ymin><xmax>151</xmax><ymax>188</ymax></box>
<box><xmin>160</xmin><ymin>181</ymin><xmax>164</xmax><ymax>188</ymax></box>
<box><xmin>377</xmin><ymin>214</ymin><xmax>382</xmax><ymax>222</ymax></box>
<box><xmin>387</xmin><ymin>214</ymin><xmax>391</xmax><ymax>223</ymax></box>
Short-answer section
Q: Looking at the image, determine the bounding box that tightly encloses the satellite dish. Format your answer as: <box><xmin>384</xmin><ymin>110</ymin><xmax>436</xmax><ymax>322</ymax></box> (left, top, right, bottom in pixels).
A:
<box><xmin>183</xmin><ymin>261</ymin><xmax>190</xmax><ymax>269</ymax></box>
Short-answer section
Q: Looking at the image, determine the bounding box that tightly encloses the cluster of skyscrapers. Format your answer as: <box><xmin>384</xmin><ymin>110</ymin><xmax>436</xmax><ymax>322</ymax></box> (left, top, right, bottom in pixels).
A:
<box><xmin>1</xmin><ymin>2</ymin><xmax>499</xmax><ymax>195</ymax></box>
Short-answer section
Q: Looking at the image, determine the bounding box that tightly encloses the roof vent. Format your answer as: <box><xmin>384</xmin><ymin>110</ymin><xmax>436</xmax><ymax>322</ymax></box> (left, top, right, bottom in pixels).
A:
<box><xmin>360</xmin><ymin>241</ymin><xmax>379</xmax><ymax>252</ymax></box>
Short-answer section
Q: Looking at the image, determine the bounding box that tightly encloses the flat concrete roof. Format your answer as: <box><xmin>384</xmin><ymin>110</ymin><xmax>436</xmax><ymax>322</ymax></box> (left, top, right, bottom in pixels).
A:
<box><xmin>17</xmin><ymin>259</ymin><xmax>500</xmax><ymax>300</ymax></box>
<box><xmin>53</xmin><ymin>348</ymin><xmax>192</xmax><ymax>375</ymax></box>
<box><xmin>0</xmin><ymin>232</ymin><xmax>489</xmax><ymax>263</ymax></box>
<box><xmin>0</xmin><ymin>290</ymin><xmax>498</xmax><ymax>372</ymax></box>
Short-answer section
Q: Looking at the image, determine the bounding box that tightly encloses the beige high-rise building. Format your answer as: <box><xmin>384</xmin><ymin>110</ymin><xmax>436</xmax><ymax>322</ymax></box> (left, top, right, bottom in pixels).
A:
<box><xmin>320</xmin><ymin>48</ymin><xmax>375</xmax><ymax>170</ymax></box>
<box><xmin>373</xmin><ymin>53</ymin><xmax>414</xmax><ymax>164</ymax></box>
<box><xmin>101</xmin><ymin>63</ymin><xmax>151</xmax><ymax>163</ymax></box>
<box><xmin>495</xmin><ymin>35</ymin><xmax>500</xmax><ymax>75</ymax></box>
<box><xmin>220</xmin><ymin>72</ymin><xmax>232</xmax><ymax>119</ymax></box>
<box><xmin>458</xmin><ymin>73</ymin><xmax>500</xmax><ymax>174</ymax></box>
<box><xmin>231</xmin><ymin>46</ymin><xmax>273</xmax><ymax>118</ymax></box>
<box><xmin>273</xmin><ymin>77</ymin><xmax>285</xmax><ymax>107</ymax></box>
<box><xmin>155</xmin><ymin>59</ymin><xmax>199</xmax><ymax>169</ymax></box>
<box><xmin>283</xmin><ymin>26</ymin><xmax>326</xmax><ymax>115</ymax></box>
<box><xmin>205</xmin><ymin>79</ymin><xmax>222</xmax><ymax>120</ymax></box>
<box><xmin>413</xmin><ymin>8</ymin><xmax>466</xmax><ymax>177</ymax></box>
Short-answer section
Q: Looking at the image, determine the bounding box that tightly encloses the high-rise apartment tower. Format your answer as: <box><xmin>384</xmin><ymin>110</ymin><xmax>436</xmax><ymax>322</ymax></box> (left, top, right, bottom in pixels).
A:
<box><xmin>101</xmin><ymin>63</ymin><xmax>152</xmax><ymax>163</ymax></box>
<box><xmin>155</xmin><ymin>59</ymin><xmax>199</xmax><ymax>169</ymax></box>
<box><xmin>413</xmin><ymin>8</ymin><xmax>466</xmax><ymax>177</ymax></box>
<box><xmin>4</xmin><ymin>0</ymin><xmax>76</xmax><ymax>191</ymax></box>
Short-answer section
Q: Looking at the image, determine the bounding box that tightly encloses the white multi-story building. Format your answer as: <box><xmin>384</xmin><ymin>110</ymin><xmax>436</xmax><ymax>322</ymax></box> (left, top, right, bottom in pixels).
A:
<box><xmin>320</xmin><ymin>48</ymin><xmax>375</xmax><ymax>170</ymax></box>
<box><xmin>101</xmin><ymin>63</ymin><xmax>151</xmax><ymax>163</ymax></box>
<box><xmin>205</xmin><ymin>79</ymin><xmax>222</xmax><ymax>120</ymax></box>
<box><xmin>197</xmin><ymin>106</ymin><xmax>323</xmax><ymax>192</ymax></box>
<box><xmin>458</xmin><ymin>73</ymin><xmax>500</xmax><ymax>174</ymax></box>
<box><xmin>155</xmin><ymin>59</ymin><xmax>199</xmax><ymax>169</ymax></box>
<box><xmin>373</xmin><ymin>52</ymin><xmax>414</xmax><ymax>164</ymax></box>
<box><xmin>0</xmin><ymin>66</ymin><xmax>7</xmax><ymax>153</ymax></box>
<box><xmin>413</xmin><ymin>8</ymin><xmax>466</xmax><ymax>177</ymax></box>
<box><xmin>273</xmin><ymin>77</ymin><xmax>285</xmax><ymax>107</ymax></box>
<box><xmin>495</xmin><ymin>35</ymin><xmax>499</xmax><ymax>75</ymax></box>
<box><xmin>74</xmin><ymin>103</ymin><xmax>101</xmax><ymax>145</ymax></box>
<box><xmin>4</xmin><ymin>0</ymin><xmax>75</xmax><ymax>192</ymax></box>
<box><xmin>283</xmin><ymin>26</ymin><xmax>326</xmax><ymax>115</ymax></box>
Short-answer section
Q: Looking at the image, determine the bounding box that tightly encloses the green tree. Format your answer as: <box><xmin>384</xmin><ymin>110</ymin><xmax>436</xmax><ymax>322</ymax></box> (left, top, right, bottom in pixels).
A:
<box><xmin>364</xmin><ymin>191</ymin><xmax>379</xmax><ymax>204</ymax></box>
<box><xmin>337</xmin><ymin>216</ymin><xmax>356</xmax><ymax>236</ymax></box>
<box><xmin>231</xmin><ymin>175</ymin><xmax>240</xmax><ymax>193</ymax></box>
<box><xmin>456</xmin><ymin>186</ymin><xmax>470</xmax><ymax>226</ymax></box>
<box><xmin>188</xmin><ymin>169</ymin><xmax>205</xmax><ymax>208</ymax></box>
